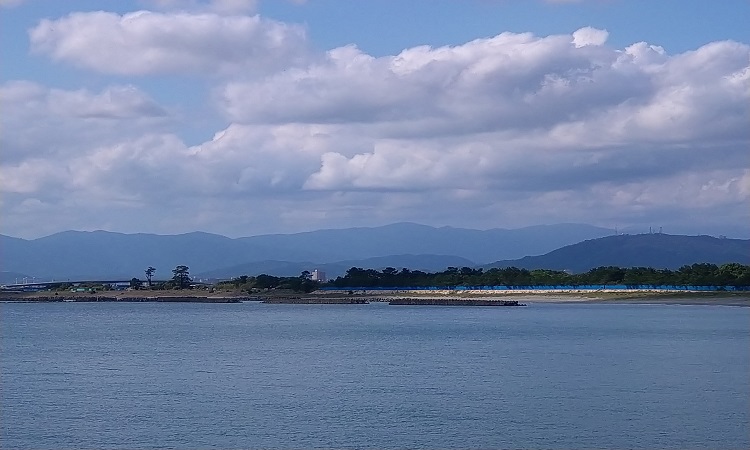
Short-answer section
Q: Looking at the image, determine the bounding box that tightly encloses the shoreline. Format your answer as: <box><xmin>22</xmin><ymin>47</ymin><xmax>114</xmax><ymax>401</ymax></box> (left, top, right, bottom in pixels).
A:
<box><xmin>315</xmin><ymin>289</ymin><xmax>750</xmax><ymax>306</ymax></box>
<box><xmin>1</xmin><ymin>288</ymin><xmax>748</xmax><ymax>306</ymax></box>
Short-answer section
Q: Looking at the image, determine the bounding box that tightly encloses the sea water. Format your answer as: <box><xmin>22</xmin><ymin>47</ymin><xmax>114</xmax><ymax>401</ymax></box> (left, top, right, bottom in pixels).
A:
<box><xmin>1</xmin><ymin>301</ymin><xmax>748</xmax><ymax>449</ymax></box>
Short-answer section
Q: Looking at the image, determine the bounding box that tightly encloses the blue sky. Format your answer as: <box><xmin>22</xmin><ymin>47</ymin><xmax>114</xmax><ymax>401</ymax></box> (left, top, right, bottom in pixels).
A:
<box><xmin>1</xmin><ymin>0</ymin><xmax>749</xmax><ymax>239</ymax></box>
<box><xmin>260</xmin><ymin>0</ymin><xmax>750</xmax><ymax>56</ymax></box>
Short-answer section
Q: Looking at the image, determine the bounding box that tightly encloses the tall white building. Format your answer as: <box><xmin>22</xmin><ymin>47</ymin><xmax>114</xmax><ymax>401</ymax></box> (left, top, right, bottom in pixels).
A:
<box><xmin>311</xmin><ymin>269</ymin><xmax>326</xmax><ymax>283</ymax></box>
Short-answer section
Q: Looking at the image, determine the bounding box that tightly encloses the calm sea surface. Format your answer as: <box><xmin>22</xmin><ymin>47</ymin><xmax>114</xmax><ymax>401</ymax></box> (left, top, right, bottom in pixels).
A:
<box><xmin>1</xmin><ymin>301</ymin><xmax>748</xmax><ymax>449</ymax></box>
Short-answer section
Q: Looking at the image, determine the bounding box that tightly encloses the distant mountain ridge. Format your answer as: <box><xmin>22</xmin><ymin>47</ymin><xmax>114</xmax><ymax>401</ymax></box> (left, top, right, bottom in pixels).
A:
<box><xmin>0</xmin><ymin>222</ymin><xmax>612</xmax><ymax>281</ymax></box>
<box><xmin>234</xmin><ymin>222</ymin><xmax>614</xmax><ymax>263</ymax></box>
<box><xmin>5</xmin><ymin>225</ymin><xmax>746</xmax><ymax>283</ymax></box>
<box><xmin>485</xmin><ymin>233</ymin><xmax>750</xmax><ymax>273</ymax></box>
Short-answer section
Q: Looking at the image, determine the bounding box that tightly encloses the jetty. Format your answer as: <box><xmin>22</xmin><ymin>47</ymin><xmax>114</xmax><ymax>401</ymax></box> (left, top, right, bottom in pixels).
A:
<box><xmin>388</xmin><ymin>298</ymin><xmax>525</xmax><ymax>306</ymax></box>
<box><xmin>262</xmin><ymin>297</ymin><xmax>368</xmax><ymax>304</ymax></box>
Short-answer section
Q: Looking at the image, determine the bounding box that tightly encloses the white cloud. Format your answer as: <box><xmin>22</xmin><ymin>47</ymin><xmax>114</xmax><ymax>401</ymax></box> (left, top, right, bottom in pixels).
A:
<box><xmin>0</xmin><ymin>81</ymin><xmax>171</xmax><ymax>163</ymax></box>
<box><xmin>50</xmin><ymin>85</ymin><xmax>168</xmax><ymax>119</ymax></box>
<box><xmin>219</xmin><ymin>31</ymin><xmax>622</xmax><ymax>129</ymax></box>
<box><xmin>29</xmin><ymin>10</ymin><xmax>309</xmax><ymax>76</ymax></box>
<box><xmin>220</xmin><ymin>30</ymin><xmax>748</xmax><ymax>148</ymax></box>
<box><xmin>572</xmin><ymin>26</ymin><xmax>609</xmax><ymax>47</ymax></box>
<box><xmin>4</xmin><ymin>25</ymin><xmax>749</xmax><ymax>238</ymax></box>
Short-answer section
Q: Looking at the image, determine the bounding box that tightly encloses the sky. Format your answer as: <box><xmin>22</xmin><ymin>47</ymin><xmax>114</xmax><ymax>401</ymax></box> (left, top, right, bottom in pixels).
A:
<box><xmin>1</xmin><ymin>0</ymin><xmax>749</xmax><ymax>239</ymax></box>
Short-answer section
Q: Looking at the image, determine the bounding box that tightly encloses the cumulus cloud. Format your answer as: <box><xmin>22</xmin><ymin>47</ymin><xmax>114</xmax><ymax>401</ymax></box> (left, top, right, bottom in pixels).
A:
<box><xmin>217</xmin><ymin>29</ymin><xmax>749</xmax><ymax>196</ymax></box>
<box><xmin>220</xmin><ymin>31</ymin><xmax>625</xmax><ymax>129</ymax></box>
<box><xmin>220</xmin><ymin>27</ymin><xmax>749</xmax><ymax>148</ymax></box>
<box><xmin>0</xmin><ymin>81</ymin><xmax>171</xmax><ymax>163</ymax></box>
<box><xmin>4</xmin><ymin>24</ymin><xmax>749</xmax><ymax>238</ymax></box>
<box><xmin>29</xmin><ymin>10</ymin><xmax>309</xmax><ymax>76</ymax></box>
<box><xmin>572</xmin><ymin>26</ymin><xmax>609</xmax><ymax>47</ymax></box>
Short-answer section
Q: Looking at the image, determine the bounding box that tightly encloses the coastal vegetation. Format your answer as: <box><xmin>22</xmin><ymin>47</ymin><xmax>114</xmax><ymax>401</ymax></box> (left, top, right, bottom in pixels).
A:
<box><xmin>203</xmin><ymin>263</ymin><xmax>750</xmax><ymax>293</ymax></box>
<box><xmin>215</xmin><ymin>271</ymin><xmax>320</xmax><ymax>293</ymax></box>
<box><xmin>326</xmin><ymin>263</ymin><xmax>750</xmax><ymax>289</ymax></box>
<box><xmin>7</xmin><ymin>264</ymin><xmax>748</xmax><ymax>297</ymax></box>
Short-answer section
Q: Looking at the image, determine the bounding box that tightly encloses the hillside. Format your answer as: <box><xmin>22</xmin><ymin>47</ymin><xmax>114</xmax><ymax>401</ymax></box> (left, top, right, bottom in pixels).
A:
<box><xmin>235</xmin><ymin>222</ymin><xmax>613</xmax><ymax>264</ymax></box>
<box><xmin>485</xmin><ymin>233</ymin><xmax>750</xmax><ymax>273</ymax></box>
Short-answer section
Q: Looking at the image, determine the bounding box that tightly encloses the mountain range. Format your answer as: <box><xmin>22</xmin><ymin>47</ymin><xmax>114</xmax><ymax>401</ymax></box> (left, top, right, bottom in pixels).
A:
<box><xmin>1</xmin><ymin>222</ymin><xmax>610</xmax><ymax>282</ymax></box>
<box><xmin>1</xmin><ymin>223</ymin><xmax>747</xmax><ymax>283</ymax></box>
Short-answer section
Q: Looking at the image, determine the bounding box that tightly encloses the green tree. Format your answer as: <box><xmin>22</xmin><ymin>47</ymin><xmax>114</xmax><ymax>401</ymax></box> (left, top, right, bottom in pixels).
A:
<box><xmin>585</xmin><ymin>266</ymin><xmax>626</xmax><ymax>285</ymax></box>
<box><xmin>717</xmin><ymin>263</ymin><xmax>750</xmax><ymax>286</ymax></box>
<box><xmin>145</xmin><ymin>266</ymin><xmax>156</xmax><ymax>287</ymax></box>
<box><xmin>171</xmin><ymin>265</ymin><xmax>191</xmax><ymax>289</ymax></box>
<box><xmin>677</xmin><ymin>263</ymin><xmax>719</xmax><ymax>286</ymax></box>
<box><xmin>287</xmin><ymin>271</ymin><xmax>319</xmax><ymax>293</ymax></box>
<box><xmin>255</xmin><ymin>274</ymin><xmax>281</xmax><ymax>289</ymax></box>
<box><xmin>130</xmin><ymin>277</ymin><xmax>142</xmax><ymax>290</ymax></box>
<box><xmin>233</xmin><ymin>275</ymin><xmax>249</xmax><ymax>288</ymax></box>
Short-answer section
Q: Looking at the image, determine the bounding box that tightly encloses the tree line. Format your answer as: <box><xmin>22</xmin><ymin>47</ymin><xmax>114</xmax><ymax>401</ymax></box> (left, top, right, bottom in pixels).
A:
<box><xmin>120</xmin><ymin>262</ymin><xmax>750</xmax><ymax>293</ymax></box>
<box><xmin>128</xmin><ymin>266</ymin><xmax>319</xmax><ymax>292</ymax></box>
<box><xmin>128</xmin><ymin>265</ymin><xmax>193</xmax><ymax>290</ymax></box>
<box><xmin>215</xmin><ymin>271</ymin><xmax>319</xmax><ymax>293</ymax></box>
<box><xmin>328</xmin><ymin>263</ymin><xmax>750</xmax><ymax>289</ymax></box>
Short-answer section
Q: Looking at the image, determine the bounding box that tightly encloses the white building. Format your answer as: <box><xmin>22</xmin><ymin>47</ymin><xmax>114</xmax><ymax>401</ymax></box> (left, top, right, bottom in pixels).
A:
<box><xmin>311</xmin><ymin>269</ymin><xmax>326</xmax><ymax>283</ymax></box>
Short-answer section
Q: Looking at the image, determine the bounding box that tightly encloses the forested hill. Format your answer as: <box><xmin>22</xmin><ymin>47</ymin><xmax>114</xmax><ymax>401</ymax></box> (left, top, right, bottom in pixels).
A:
<box><xmin>484</xmin><ymin>233</ymin><xmax>750</xmax><ymax>273</ymax></box>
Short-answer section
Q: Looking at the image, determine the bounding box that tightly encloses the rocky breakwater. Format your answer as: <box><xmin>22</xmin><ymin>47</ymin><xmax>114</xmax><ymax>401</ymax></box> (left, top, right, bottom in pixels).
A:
<box><xmin>152</xmin><ymin>296</ymin><xmax>243</xmax><ymax>303</ymax></box>
<box><xmin>262</xmin><ymin>297</ymin><xmax>369</xmax><ymax>304</ymax></box>
<box><xmin>388</xmin><ymin>298</ymin><xmax>525</xmax><ymax>306</ymax></box>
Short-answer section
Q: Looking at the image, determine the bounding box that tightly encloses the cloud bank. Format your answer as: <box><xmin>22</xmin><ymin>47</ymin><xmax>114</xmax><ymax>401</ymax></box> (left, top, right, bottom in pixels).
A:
<box><xmin>30</xmin><ymin>10</ymin><xmax>309</xmax><ymax>75</ymax></box>
<box><xmin>3</xmin><ymin>10</ymin><xmax>749</xmax><ymax>238</ymax></box>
